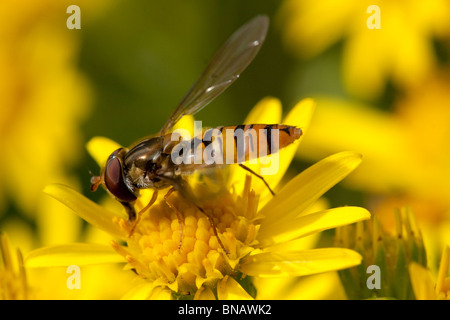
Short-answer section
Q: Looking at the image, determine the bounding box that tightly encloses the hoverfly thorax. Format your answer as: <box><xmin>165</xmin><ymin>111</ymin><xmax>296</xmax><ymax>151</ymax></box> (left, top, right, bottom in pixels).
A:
<box><xmin>123</xmin><ymin>136</ymin><xmax>174</xmax><ymax>190</ymax></box>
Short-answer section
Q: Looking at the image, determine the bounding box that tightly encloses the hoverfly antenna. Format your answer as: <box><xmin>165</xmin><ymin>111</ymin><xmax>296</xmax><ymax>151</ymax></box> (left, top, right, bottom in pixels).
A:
<box><xmin>90</xmin><ymin>174</ymin><xmax>102</xmax><ymax>192</ymax></box>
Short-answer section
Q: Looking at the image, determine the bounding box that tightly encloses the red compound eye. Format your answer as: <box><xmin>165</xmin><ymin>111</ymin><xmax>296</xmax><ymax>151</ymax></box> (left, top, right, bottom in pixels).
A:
<box><xmin>104</xmin><ymin>155</ymin><xmax>137</xmax><ymax>203</ymax></box>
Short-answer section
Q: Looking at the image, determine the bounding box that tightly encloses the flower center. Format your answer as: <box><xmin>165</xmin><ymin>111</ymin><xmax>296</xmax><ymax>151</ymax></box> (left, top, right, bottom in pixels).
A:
<box><xmin>112</xmin><ymin>176</ymin><xmax>261</xmax><ymax>297</ymax></box>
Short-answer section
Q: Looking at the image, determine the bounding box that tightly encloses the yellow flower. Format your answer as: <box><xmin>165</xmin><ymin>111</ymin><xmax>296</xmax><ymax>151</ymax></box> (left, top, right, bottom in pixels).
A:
<box><xmin>277</xmin><ymin>0</ymin><xmax>450</xmax><ymax>99</ymax></box>
<box><xmin>0</xmin><ymin>2</ymin><xmax>136</xmax><ymax>300</ymax></box>
<box><xmin>28</xmin><ymin>98</ymin><xmax>370</xmax><ymax>299</ymax></box>
<box><xmin>409</xmin><ymin>246</ymin><xmax>450</xmax><ymax>300</ymax></box>
<box><xmin>296</xmin><ymin>74</ymin><xmax>450</xmax><ymax>239</ymax></box>
<box><xmin>0</xmin><ymin>0</ymin><xmax>91</xmax><ymax>217</ymax></box>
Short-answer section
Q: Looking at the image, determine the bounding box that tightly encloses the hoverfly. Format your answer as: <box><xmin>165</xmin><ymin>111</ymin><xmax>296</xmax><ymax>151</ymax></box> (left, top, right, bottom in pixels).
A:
<box><xmin>91</xmin><ymin>15</ymin><xmax>302</xmax><ymax>246</ymax></box>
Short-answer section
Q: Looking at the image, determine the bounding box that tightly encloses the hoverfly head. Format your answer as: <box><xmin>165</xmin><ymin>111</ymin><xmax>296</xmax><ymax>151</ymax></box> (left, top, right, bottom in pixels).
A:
<box><xmin>101</xmin><ymin>148</ymin><xmax>138</xmax><ymax>203</ymax></box>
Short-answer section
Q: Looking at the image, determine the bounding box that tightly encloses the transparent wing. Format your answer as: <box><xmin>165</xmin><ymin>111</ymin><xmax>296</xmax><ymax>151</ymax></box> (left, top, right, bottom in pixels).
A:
<box><xmin>160</xmin><ymin>15</ymin><xmax>269</xmax><ymax>134</ymax></box>
<box><xmin>158</xmin><ymin>164</ymin><xmax>232</xmax><ymax>203</ymax></box>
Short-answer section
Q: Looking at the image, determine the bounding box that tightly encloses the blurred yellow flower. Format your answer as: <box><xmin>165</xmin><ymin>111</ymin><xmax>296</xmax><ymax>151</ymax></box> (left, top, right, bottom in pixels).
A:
<box><xmin>29</xmin><ymin>98</ymin><xmax>371</xmax><ymax>299</ymax></box>
<box><xmin>0</xmin><ymin>0</ymin><xmax>91</xmax><ymax>217</ymax></box>
<box><xmin>297</xmin><ymin>74</ymin><xmax>450</xmax><ymax>237</ymax></box>
<box><xmin>277</xmin><ymin>0</ymin><xmax>450</xmax><ymax>99</ymax></box>
<box><xmin>0</xmin><ymin>3</ymin><xmax>123</xmax><ymax>295</ymax></box>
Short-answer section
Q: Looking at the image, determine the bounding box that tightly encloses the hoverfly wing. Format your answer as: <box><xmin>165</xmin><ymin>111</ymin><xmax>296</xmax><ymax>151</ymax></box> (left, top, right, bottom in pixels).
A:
<box><xmin>158</xmin><ymin>162</ymin><xmax>231</xmax><ymax>202</ymax></box>
<box><xmin>160</xmin><ymin>15</ymin><xmax>269</xmax><ymax>134</ymax></box>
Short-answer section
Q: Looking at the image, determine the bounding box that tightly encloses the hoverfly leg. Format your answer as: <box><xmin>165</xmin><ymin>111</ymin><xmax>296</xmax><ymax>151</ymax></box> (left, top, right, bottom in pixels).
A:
<box><xmin>129</xmin><ymin>190</ymin><xmax>158</xmax><ymax>237</ymax></box>
<box><xmin>239</xmin><ymin>164</ymin><xmax>275</xmax><ymax>196</ymax></box>
<box><xmin>193</xmin><ymin>205</ymin><xmax>229</xmax><ymax>255</ymax></box>
<box><xmin>121</xmin><ymin>201</ymin><xmax>137</xmax><ymax>221</ymax></box>
<box><xmin>164</xmin><ymin>187</ymin><xmax>185</xmax><ymax>250</ymax></box>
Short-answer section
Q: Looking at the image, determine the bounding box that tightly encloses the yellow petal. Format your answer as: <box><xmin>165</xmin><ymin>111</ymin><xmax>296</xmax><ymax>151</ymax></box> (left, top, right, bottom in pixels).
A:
<box><xmin>217</xmin><ymin>276</ymin><xmax>254</xmax><ymax>300</ymax></box>
<box><xmin>254</xmin><ymin>271</ymin><xmax>346</xmax><ymax>299</ymax></box>
<box><xmin>244</xmin><ymin>96</ymin><xmax>282</xmax><ymax>124</ymax></box>
<box><xmin>37</xmin><ymin>188</ymin><xmax>83</xmax><ymax>246</ymax></box>
<box><xmin>237</xmin><ymin>98</ymin><xmax>314</xmax><ymax>200</ymax></box>
<box><xmin>121</xmin><ymin>282</ymin><xmax>154</xmax><ymax>300</ymax></box>
<box><xmin>259</xmin><ymin>151</ymin><xmax>362</xmax><ymax>226</ymax></box>
<box><xmin>147</xmin><ymin>286</ymin><xmax>173</xmax><ymax>300</ymax></box>
<box><xmin>230</xmin><ymin>97</ymin><xmax>282</xmax><ymax>194</ymax></box>
<box><xmin>263</xmin><ymin>98</ymin><xmax>315</xmax><ymax>193</ymax></box>
<box><xmin>281</xmin><ymin>272</ymin><xmax>347</xmax><ymax>300</ymax></box>
<box><xmin>43</xmin><ymin>184</ymin><xmax>127</xmax><ymax>239</ymax></box>
<box><xmin>173</xmin><ymin>114</ymin><xmax>195</xmax><ymax>137</ymax></box>
<box><xmin>87</xmin><ymin>136</ymin><xmax>122</xmax><ymax>168</ymax></box>
<box><xmin>24</xmin><ymin>243</ymin><xmax>124</xmax><ymax>268</ymax></box>
<box><xmin>283</xmin><ymin>98</ymin><xmax>315</xmax><ymax>135</ymax></box>
<box><xmin>259</xmin><ymin>206</ymin><xmax>370</xmax><ymax>247</ymax></box>
<box><xmin>241</xmin><ymin>248</ymin><xmax>362</xmax><ymax>277</ymax></box>
<box><xmin>408</xmin><ymin>263</ymin><xmax>437</xmax><ymax>300</ymax></box>
<box><xmin>122</xmin><ymin>281</ymin><xmax>172</xmax><ymax>300</ymax></box>
<box><xmin>194</xmin><ymin>286</ymin><xmax>216</xmax><ymax>300</ymax></box>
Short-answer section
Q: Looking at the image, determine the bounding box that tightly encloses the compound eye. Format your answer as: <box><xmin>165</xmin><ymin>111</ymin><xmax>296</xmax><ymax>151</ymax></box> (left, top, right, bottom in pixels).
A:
<box><xmin>104</xmin><ymin>156</ymin><xmax>137</xmax><ymax>202</ymax></box>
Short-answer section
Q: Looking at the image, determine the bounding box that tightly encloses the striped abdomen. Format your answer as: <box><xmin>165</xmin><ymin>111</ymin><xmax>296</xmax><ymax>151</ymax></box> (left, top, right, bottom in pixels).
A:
<box><xmin>165</xmin><ymin>124</ymin><xmax>302</xmax><ymax>165</ymax></box>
